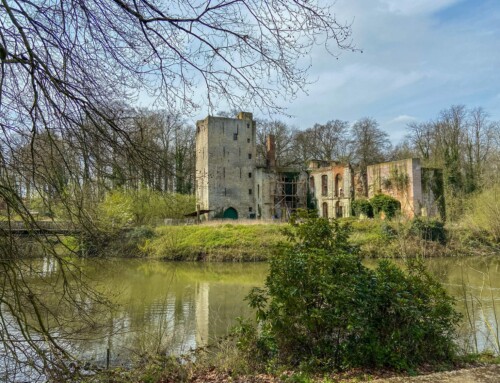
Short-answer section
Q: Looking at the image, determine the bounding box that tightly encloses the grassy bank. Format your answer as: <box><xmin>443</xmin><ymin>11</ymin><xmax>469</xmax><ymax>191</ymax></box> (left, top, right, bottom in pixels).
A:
<box><xmin>92</xmin><ymin>216</ymin><xmax>500</xmax><ymax>261</ymax></box>
<box><xmin>142</xmin><ymin>222</ymin><xmax>286</xmax><ymax>261</ymax></box>
<box><xmin>348</xmin><ymin>218</ymin><xmax>499</xmax><ymax>259</ymax></box>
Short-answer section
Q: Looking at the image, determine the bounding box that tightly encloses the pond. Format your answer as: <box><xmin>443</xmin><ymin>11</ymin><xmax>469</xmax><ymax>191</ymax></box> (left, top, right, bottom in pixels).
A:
<box><xmin>4</xmin><ymin>256</ymin><xmax>500</xmax><ymax>368</ymax></box>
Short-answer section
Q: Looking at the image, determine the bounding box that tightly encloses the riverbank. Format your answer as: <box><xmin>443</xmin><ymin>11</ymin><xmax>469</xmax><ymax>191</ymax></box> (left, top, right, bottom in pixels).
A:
<box><xmin>190</xmin><ymin>364</ymin><xmax>500</xmax><ymax>383</ymax></box>
<box><xmin>133</xmin><ymin>218</ymin><xmax>498</xmax><ymax>261</ymax></box>
<box><xmin>96</xmin><ymin>351</ymin><xmax>500</xmax><ymax>383</ymax></box>
<box><xmin>141</xmin><ymin>221</ymin><xmax>286</xmax><ymax>261</ymax></box>
<box><xmin>188</xmin><ymin>364</ymin><xmax>500</xmax><ymax>382</ymax></box>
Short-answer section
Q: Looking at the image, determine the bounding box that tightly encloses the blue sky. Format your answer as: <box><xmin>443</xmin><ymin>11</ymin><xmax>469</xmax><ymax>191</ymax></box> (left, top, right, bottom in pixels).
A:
<box><xmin>268</xmin><ymin>0</ymin><xmax>500</xmax><ymax>142</ymax></box>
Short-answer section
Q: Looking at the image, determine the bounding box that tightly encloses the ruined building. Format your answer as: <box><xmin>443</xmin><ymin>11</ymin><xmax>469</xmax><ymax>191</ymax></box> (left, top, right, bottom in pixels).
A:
<box><xmin>195</xmin><ymin>112</ymin><xmax>308</xmax><ymax>220</ymax></box>
<box><xmin>307</xmin><ymin>160</ymin><xmax>364</xmax><ymax>218</ymax></box>
<box><xmin>367</xmin><ymin>158</ymin><xmax>445</xmax><ymax>219</ymax></box>
<box><xmin>195</xmin><ymin>112</ymin><xmax>444</xmax><ymax>220</ymax></box>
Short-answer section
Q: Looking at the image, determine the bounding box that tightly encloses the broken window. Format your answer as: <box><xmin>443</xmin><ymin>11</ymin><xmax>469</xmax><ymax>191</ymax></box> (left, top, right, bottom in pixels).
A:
<box><xmin>233</xmin><ymin>133</ymin><xmax>238</xmax><ymax>140</ymax></box>
<box><xmin>248</xmin><ymin>153</ymin><xmax>252</xmax><ymax>159</ymax></box>
<box><xmin>249</xmin><ymin>189</ymin><xmax>252</xmax><ymax>195</ymax></box>
<box><xmin>321</xmin><ymin>175</ymin><xmax>328</xmax><ymax>196</ymax></box>
<box><xmin>335</xmin><ymin>174</ymin><xmax>343</xmax><ymax>197</ymax></box>
<box><xmin>248</xmin><ymin>172</ymin><xmax>252</xmax><ymax>178</ymax></box>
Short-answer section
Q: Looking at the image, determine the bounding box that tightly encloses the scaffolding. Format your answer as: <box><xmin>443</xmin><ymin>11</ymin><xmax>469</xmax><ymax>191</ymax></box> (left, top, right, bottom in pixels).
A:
<box><xmin>271</xmin><ymin>171</ymin><xmax>308</xmax><ymax>220</ymax></box>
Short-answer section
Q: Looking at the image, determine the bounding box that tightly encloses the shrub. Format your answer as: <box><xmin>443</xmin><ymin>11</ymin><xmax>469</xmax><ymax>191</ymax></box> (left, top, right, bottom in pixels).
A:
<box><xmin>410</xmin><ymin>218</ymin><xmax>446</xmax><ymax>244</ymax></box>
<box><xmin>464</xmin><ymin>184</ymin><xmax>500</xmax><ymax>243</ymax></box>
<box><xmin>354</xmin><ymin>260</ymin><xmax>458</xmax><ymax>369</ymax></box>
<box><xmin>370</xmin><ymin>194</ymin><xmax>400</xmax><ymax>219</ymax></box>
<box><xmin>351</xmin><ymin>199</ymin><xmax>373</xmax><ymax>217</ymax></box>
<box><xmin>245</xmin><ymin>213</ymin><xmax>459</xmax><ymax>371</ymax></box>
<box><xmin>97</xmin><ymin>190</ymin><xmax>134</xmax><ymax>233</ymax></box>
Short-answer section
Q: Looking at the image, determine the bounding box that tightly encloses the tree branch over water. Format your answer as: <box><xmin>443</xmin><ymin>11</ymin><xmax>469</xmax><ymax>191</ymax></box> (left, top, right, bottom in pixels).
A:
<box><xmin>0</xmin><ymin>1</ymin><xmax>352</xmax><ymax>380</ymax></box>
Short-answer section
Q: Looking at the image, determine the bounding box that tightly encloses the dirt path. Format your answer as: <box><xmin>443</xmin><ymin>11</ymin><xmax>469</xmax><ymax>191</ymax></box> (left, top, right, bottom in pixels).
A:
<box><xmin>371</xmin><ymin>365</ymin><xmax>500</xmax><ymax>383</ymax></box>
<box><xmin>188</xmin><ymin>365</ymin><xmax>500</xmax><ymax>383</ymax></box>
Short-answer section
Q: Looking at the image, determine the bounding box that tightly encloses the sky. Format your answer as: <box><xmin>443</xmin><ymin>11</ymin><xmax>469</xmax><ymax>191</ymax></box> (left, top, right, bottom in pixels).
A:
<box><xmin>255</xmin><ymin>0</ymin><xmax>500</xmax><ymax>143</ymax></box>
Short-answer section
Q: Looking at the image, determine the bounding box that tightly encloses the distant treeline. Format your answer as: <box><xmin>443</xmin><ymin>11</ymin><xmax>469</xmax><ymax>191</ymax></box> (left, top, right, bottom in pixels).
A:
<box><xmin>1</xmin><ymin>104</ymin><xmax>498</xmax><ymax>223</ymax></box>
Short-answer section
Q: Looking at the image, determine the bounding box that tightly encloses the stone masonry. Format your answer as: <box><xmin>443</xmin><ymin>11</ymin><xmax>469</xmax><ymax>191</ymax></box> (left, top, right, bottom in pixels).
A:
<box><xmin>195</xmin><ymin>112</ymin><xmax>257</xmax><ymax>219</ymax></box>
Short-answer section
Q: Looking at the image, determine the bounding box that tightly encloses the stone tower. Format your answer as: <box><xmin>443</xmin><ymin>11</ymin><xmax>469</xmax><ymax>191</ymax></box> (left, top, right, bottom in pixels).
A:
<box><xmin>195</xmin><ymin>112</ymin><xmax>256</xmax><ymax>219</ymax></box>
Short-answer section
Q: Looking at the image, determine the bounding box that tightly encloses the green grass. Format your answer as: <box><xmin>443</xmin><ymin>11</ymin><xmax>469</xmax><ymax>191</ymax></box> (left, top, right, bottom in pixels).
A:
<box><xmin>143</xmin><ymin>222</ymin><xmax>286</xmax><ymax>261</ymax></box>
<box><xmin>141</xmin><ymin>217</ymin><xmax>499</xmax><ymax>261</ymax></box>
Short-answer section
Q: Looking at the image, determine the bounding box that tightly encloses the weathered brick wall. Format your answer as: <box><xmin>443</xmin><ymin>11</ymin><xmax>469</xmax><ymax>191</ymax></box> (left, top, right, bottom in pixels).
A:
<box><xmin>308</xmin><ymin>162</ymin><xmax>352</xmax><ymax>218</ymax></box>
<box><xmin>367</xmin><ymin>158</ymin><xmax>418</xmax><ymax>217</ymax></box>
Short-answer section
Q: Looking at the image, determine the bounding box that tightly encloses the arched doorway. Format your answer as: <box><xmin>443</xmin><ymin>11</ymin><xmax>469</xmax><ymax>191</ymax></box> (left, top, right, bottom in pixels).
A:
<box><xmin>223</xmin><ymin>207</ymin><xmax>238</xmax><ymax>219</ymax></box>
<box><xmin>322</xmin><ymin>202</ymin><xmax>328</xmax><ymax>218</ymax></box>
<box><xmin>335</xmin><ymin>201</ymin><xmax>343</xmax><ymax>218</ymax></box>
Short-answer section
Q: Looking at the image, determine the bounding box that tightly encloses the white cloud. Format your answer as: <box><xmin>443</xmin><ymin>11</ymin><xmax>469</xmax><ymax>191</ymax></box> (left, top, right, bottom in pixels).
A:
<box><xmin>388</xmin><ymin>115</ymin><xmax>418</xmax><ymax>124</ymax></box>
<box><xmin>379</xmin><ymin>0</ymin><xmax>462</xmax><ymax>15</ymax></box>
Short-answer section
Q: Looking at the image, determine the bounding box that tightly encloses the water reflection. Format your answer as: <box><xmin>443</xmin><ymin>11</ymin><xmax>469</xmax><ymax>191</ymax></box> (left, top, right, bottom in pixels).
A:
<box><xmin>365</xmin><ymin>256</ymin><xmax>500</xmax><ymax>354</ymax></box>
<box><xmin>57</xmin><ymin>260</ymin><xmax>268</xmax><ymax>366</ymax></box>
<box><xmin>5</xmin><ymin>256</ymin><xmax>500</xmax><ymax>367</ymax></box>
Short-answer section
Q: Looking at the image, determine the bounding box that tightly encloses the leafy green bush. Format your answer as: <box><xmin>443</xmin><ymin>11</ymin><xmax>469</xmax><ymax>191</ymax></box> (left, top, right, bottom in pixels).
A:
<box><xmin>97</xmin><ymin>190</ymin><xmax>134</xmax><ymax>233</ymax></box>
<box><xmin>96</xmin><ymin>189</ymin><xmax>195</xmax><ymax>230</ymax></box>
<box><xmin>351</xmin><ymin>199</ymin><xmax>373</xmax><ymax>217</ymax></box>
<box><xmin>244</xmin><ymin>212</ymin><xmax>459</xmax><ymax>371</ymax></box>
<box><xmin>411</xmin><ymin>218</ymin><xmax>446</xmax><ymax>244</ymax></box>
<box><xmin>370</xmin><ymin>194</ymin><xmax>401</xmax><ymax>219</ymax></box>
<box><xmin>354</xmin><ymin>260</ymin><xmax>458</xmax><ymax>369</ymax></box>
<box><xmin>464</xmin><ymin>184</ymin><xmax>500</xmax><ymax>243</ymax></box>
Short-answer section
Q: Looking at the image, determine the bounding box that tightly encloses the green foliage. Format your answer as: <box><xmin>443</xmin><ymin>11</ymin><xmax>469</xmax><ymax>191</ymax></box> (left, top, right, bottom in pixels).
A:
<box><xmin>389</xmin><ymin>166</ymin><xmax>410</xmax><ymax>191</ymax></box>
<box><xmin>97</xmin><ymin>190</ymin><xmax>135</xmax><ymax>233</ymax></box>
<box><xmin>129</xmin><ymin>189</ymin><xmax>196</xmax><ymax>224</ymax></box>
<box><xmin>145</xmin><ymin>223</ymin><xmax>285</xmax><ymax>261</ymax></box>
<box><xmin>354</xmin><ymin>260</ymin><xmax>459</xmax><ymax>369</ymax></box>
<box><xmin>464</xmin><ymin>184</ymin><xmax>500</xmax><ymax>243</ymax></box>
<box><xmin>96</xmin><ymin>189</ymin><xmax>195</xmax><ymax>231</ymax></box>
<box><xmin>411</xmin><ymin>218</ymin><xmax>447</xmax><ymax>244</ymax></box>
<box><xmin>244</xmin><ymin>214</ymin><xmax>459</xmax><ymax>371</ymax></box>
<box><xmin>351</xmin><ymin>199</ymin><xmax>373</xmax><ymax>217</ymax></box>
<box><xmin>370</xmin><ymin>194</ymin><xmax>401</xmax><ymax>219</ymax></box>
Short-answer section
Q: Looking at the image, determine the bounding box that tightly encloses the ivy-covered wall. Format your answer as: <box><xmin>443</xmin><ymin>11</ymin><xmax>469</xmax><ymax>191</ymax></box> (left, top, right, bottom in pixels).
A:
<box><xmin>367</xmin><ymin>158</ymin><xmax>444</xmax><ymax>219</ymax></box>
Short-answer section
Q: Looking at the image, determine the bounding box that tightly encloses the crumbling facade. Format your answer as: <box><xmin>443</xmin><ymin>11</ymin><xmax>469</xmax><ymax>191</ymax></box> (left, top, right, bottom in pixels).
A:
<box><xmin>196</xmin><ymin>112</ymin><xmax>444</xmax><ymax>221</ymax></box>
<box><xmin>195</xmin><ymin>112</ymin><xmax>307</xmax><ymax>220</ymax></box>
<box><xmin>367</xmin><ymin>158</ymin><xmax>445</xmax><ymax>219</ymax></box>
<box><xmin>307</xmin><ymin>160</ymin><xmax>354</xmax><ymax>218</ymax></box>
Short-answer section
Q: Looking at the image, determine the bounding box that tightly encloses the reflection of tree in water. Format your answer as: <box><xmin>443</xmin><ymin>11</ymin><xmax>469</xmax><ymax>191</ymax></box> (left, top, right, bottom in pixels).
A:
<box><xmin>12</xmin><ymin>259</ymin><xmax>264</xmax><ymax>366</ymax></box>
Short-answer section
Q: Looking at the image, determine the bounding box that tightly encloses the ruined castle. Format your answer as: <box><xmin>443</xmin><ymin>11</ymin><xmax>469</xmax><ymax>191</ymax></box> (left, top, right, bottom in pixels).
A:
<box><xmin>195</xmin><ymin>112</ymin><xmax>444</xmax><ymax>220</ymax></box>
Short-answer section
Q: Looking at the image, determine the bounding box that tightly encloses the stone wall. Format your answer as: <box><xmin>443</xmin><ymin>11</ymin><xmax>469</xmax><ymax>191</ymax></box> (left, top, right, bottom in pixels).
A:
<box><xmin>195</xmin><ymin>113</ymin><xmax>257</xmax><ymax>219</ymax></box>
<box><xmin>366</xmin><ymin>158</ymin><xmax>444</xmax><ymax>219</ymax></box>
<box><xmin>308</xmin><ymin>161</ymin><xmax>353</xmax><ymax>218</ymax></box>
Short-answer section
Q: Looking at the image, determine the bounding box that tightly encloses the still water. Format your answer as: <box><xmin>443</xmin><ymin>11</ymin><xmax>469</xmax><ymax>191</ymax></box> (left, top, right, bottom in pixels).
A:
<box><xmin>14</xmin><ymin>256</ymin><xmax>500</xmax><ymax>365</ymax></box>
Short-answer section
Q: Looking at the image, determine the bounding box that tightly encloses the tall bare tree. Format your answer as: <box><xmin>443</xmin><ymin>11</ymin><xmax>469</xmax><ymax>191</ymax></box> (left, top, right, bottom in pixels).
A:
<box><xmin>406</xmin><ymin>105</ymin><xmax>499</xmax><ymax>220</ymax></box>
<box><xmin>0</xmin><ymin>1</ymin><xmax>353</xmax><ymax>380</ymax></box>
<box><xmin>350</xmin><ymin>117</ymin><xmax>391</xmax><ymax>195</ymax></box>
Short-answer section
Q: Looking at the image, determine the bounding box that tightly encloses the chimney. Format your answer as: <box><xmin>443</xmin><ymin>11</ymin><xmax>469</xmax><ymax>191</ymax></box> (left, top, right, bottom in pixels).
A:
<box><xmin>236</xmin><ymin>111</ymin><xmax>253</xmax><ymax>120</ymax></box>
<box><xmin>266</xmin><ymin>134</ymin><xmax>276</xmax><ymax>169</ymax></box>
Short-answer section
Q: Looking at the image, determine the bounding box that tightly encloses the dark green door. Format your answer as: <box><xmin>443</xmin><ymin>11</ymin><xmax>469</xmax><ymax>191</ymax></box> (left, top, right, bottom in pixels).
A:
<box><xmin>223</xmin><ymin>207</ymin><xmax>238</xmax><ymax>219</ymax></box>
